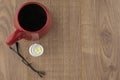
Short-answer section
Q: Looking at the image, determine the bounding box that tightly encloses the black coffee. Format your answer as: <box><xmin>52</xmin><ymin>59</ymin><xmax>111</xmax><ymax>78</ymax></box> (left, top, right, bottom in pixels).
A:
<box><xmin>18</xmin><ymin>4</ymin><xmax>47</xmax><ymax>32</ymax></box>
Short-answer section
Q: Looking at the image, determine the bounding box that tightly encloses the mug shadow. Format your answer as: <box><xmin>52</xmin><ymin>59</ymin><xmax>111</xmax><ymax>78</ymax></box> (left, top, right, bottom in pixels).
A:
<box><xmin>38</xmin><ymin>7</ymin><xmax>64</xmax><ymax>57</ymax></box>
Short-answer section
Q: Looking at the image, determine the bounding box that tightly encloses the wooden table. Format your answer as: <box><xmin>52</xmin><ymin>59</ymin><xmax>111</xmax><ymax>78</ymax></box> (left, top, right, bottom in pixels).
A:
<box><xmin>0</xmin><ymin>0</ymin><xmax>120</xmax><ymax>80</ymax></box>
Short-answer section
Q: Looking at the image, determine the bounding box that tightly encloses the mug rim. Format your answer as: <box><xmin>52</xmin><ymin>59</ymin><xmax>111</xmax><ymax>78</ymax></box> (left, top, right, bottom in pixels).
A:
<box><xmin>15</xmin><ymin>1</ymin><xmax>51</xmax><ymax>33</ymax></box>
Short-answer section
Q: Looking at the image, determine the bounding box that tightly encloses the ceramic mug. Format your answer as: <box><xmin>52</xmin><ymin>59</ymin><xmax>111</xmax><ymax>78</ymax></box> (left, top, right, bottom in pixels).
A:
<box><xmin>6</xmin><ymin>2</ymin><xmax>51</xmax><ymax>45</ymax></box>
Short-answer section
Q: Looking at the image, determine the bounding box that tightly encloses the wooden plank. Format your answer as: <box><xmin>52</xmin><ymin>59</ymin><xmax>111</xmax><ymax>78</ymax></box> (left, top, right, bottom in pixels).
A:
<box><xmin>0</xmin><ymin>0</ymin><xmax>81</xmax><ymax>80</ymax></box>
<box><xmin>81</xmin><ymin>0</ymin><xmax>120</xmax><ymax>80</ymax></box>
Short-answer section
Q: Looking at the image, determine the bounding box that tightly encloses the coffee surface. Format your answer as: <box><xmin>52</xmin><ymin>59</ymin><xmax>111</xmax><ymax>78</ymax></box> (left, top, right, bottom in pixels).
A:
<box><xmin>18</xmin><ymin>4</ymin><xmax>47</xmax><ymax>31</ymax></box>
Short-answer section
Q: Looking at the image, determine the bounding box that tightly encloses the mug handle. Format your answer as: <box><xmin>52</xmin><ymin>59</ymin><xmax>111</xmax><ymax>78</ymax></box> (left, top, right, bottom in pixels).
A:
<box><xmin>6</xmin><ymin>29</ymin><xmax>24</xmax><ymax>46</ymax></box>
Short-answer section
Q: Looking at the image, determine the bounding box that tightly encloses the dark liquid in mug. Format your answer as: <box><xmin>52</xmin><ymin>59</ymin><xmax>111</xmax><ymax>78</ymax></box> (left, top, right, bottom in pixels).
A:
<box><xmin>18</xmin><ymin>4</ymin><xmax>47</xmax><ymax>32</ymax></box>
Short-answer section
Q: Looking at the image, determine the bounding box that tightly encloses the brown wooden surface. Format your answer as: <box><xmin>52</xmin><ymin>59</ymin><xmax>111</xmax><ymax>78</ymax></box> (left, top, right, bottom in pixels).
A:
<box><xmin>0</xmin><ymin>0</ymin><xmax>120</xmax><ymax>80</ymax></box>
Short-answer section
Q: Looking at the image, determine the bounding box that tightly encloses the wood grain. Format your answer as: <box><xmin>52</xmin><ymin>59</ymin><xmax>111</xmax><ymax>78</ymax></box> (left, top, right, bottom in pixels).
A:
<box><xmin>0</xmin><ymin>0</ymin><xmax>120</xmax><ymax>80</ymax></box>
<box><xmin>81</xmin><ymin>0</ymin><xmax>120</xmax><ymax>80</ymax></box>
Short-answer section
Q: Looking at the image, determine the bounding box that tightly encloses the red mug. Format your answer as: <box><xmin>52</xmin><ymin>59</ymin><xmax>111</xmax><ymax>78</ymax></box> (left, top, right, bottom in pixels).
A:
<box><xmin>6</xmin><ymin>2</ymin><xmax>51</xmax><ymax>45</ymax></box>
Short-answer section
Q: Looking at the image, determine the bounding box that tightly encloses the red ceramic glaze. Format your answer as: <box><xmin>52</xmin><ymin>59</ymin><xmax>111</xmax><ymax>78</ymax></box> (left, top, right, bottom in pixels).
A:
<box><xmin>6</xmin><ymin>2</ymin><xmax>52</xmax><ymax>46</ymax></box>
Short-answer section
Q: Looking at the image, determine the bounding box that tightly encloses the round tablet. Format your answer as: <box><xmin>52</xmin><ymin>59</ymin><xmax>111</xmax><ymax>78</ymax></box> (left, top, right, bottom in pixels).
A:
<box><xmin>29</xmin><ymin>43</ymin><xmax>44</xmax><ymax>57</ymax></box>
